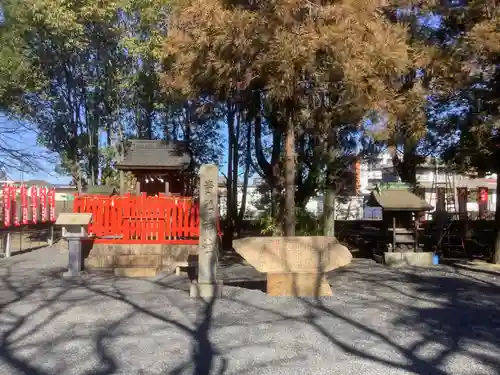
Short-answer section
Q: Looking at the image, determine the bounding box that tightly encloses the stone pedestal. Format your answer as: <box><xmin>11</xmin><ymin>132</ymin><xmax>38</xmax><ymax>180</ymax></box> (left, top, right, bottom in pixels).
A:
<box><xmin>383</xmin><ymin>251</ymin><xmax>434</xmax><ymax>267</ymax></box>
<box><xmin>63</xmin><ymin>238</ymin><xmax>83</xmax><ymax>277</ymax></box>
<box><xmin>267</xmin><ymin>273</ymin><xmax>333</xmax><ymax>297</ymax></box>
<box><xmin>190</xmin><ymin>164</ymin><xmax>222</xmax><ymax>300</ymax></box>
<box><xmin>233</xmin><ymin>236</ymin><xmax>352</xmax><ymax>297</ymax></box>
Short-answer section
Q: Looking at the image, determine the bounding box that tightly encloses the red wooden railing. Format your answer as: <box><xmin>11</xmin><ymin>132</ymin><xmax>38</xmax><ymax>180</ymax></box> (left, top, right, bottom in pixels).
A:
<box><xmin>73</xmin><ymin>194</ymin><xmax>206</xmax><ymax>245</ymax></box>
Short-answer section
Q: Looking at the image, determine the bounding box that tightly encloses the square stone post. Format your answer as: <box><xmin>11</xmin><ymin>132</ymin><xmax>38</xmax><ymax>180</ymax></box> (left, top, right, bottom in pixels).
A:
<box><xmin>2</xmin><ymin>232</ymin><xmax>11</xmax><ymax>258</ymax></box>
<box><xmin>64</xmin><ymin>238</ymin><xmax>83</xmax><ymax>277</ymax></box>
<box><xmin>56</xmin><ymin>213</ymin><xmax>92</xmax><ymax>278</ymax></box>
<box><xmin>190</xmin><ymin>164</ymin><xmax>222</xmax><ymax>300</ymax></box>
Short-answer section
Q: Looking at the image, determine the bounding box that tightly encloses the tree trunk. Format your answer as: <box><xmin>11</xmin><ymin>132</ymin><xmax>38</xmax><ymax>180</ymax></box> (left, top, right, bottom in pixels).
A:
<box><xmin>271</xmin><ymin>186</ymin><xmax>278</xmax><ymax>222</ymax></box>
<box><xmin>389</xmin><ymin>143</ymin><xmax>419</xmax><ymax>188</ymax></box>
<box><xmin>323</xmin><ymin>160</ymin><xmax>336</xmax><ymax>236</ymax></box>
<box><xmin>223</xmin><ymin>104</ymin><xmax>235</xmax><ymax>249</ymax></box>
<box><xmin>72</xmin><ymin>161</ymin><xmax>82</xmax><ymax>194</ymax></box>
<box><xmin>231</xmin><ymin>111</ymin><xmax>240</xmax><ymax>228</ymax></box>
<box><xmin>323</xmin><ymin>128</ymin><xmax>339</xmax><ymax>236</ymax></box>
<box><xmin>492</xmin><ymin>175</ymin><xmax>500</xmax><ymax>263</ymax></box>
<box><xmin>323</xmin><ymin>187</ymin><xmax>336</xmax><ymax>237</ymax></box>
<box><xmin>237</xmin><ymin>123</ymin><xmax>252</xmax><ymax>234</ymax></box>
<box><xmin>284</xmin><ymin>113</ymin><xmax>296</xmax><ymax>236</ymax></box>
<box><xmin>118</xmin><ymin>123</ymin><xmax>125</xmax><ymax>195</ymax></box>
<box><xmin>253</xmin><ymin>94</ymin><xmax>282</xmax><ymax>202</ymax></box>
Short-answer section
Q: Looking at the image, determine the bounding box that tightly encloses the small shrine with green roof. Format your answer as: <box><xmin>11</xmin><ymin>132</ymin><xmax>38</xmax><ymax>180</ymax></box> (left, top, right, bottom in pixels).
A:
<box><xmin>368</xmin><ymin>182</ymin><xmax>432</xmax><ymax>252</ymax></box>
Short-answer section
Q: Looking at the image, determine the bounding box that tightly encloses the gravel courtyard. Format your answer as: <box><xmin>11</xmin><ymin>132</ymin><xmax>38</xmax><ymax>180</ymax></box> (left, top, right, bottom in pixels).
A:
<box><xmin>1</xmin><ymin>247</ymin><xmax>499</xmax><ymax>375</ymax></box>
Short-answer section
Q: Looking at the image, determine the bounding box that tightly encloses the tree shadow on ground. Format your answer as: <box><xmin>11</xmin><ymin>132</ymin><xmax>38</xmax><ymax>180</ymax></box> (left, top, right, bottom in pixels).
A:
<box><xmin>310</xmin><ymin>264</ymin><xmax>500</xmax><ymax>374</ymax></box>
<box><xmin>219</xmin><ymin>258</ymin><xmax>500</xmax><ymax>375</ymax></box>
<box><xmin>0</xmin><ymin>253</ymin><xmax>283</xmax><ymax>375</ymax></box>
<box><xmin>1</xmin><ymin>250</ymin><xmax>500</xmax><ymax>375</ymax></box>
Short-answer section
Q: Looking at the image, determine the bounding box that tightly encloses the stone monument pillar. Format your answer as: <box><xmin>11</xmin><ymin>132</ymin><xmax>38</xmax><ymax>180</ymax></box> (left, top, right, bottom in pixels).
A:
<box><xmin>190</xmin><ymin>164</ymin><xmax>222</xmax><ymax>300</ymax></box>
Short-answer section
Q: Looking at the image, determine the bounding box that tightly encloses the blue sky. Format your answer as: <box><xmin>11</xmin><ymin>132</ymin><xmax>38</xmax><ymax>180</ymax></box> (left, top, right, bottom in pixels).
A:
<box><xmin>0</xmin><ymin>114</ymin><xmax>70</xmax><ymax>184</ymax></box>
<box><xmin>0</xmin><ymin>112</ymin><xmax>231</xmax><ymax>185</ymax></box>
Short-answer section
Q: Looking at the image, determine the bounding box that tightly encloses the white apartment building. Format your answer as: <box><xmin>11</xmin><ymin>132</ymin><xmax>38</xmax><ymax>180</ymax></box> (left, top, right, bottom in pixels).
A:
<box><xmin>219</xmin><ymin>150</ymin><xmax>498</xmax><ymax>220</ymax></box>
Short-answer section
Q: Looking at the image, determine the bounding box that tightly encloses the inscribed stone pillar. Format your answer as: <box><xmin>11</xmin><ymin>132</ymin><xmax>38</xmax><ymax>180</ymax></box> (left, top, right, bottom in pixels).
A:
<box><xmin>190</xmin><ymin>164</ymin><xmax>222</xmax><ymax>299</ymax></box>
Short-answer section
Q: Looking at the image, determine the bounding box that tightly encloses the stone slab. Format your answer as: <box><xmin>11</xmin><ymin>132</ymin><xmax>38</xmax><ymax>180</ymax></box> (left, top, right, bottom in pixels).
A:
<box><xmin>114</xmin><ymin>267</ymin><xmax>159</xmax><ymax>278</ymax></box>
<box><xmin>267</xmin><ymin>273</ymin><xmax>333</xmax><ymax>297</ymax></box>
<box><xmin>88</xmin><ymin>243</ymin><xmax>197</xmax><ymax>257</ymax></box>
<box><xmin>232</xmin><ymin>236</ymin><xmax>352</xmax><ymax>273</ymax></box>
<box><xmin>384</xmin><ymin>252</ymin><xmax>434</xmax><ymax>267</ymax></box>
<box><xmin>84</xmin><ymin>243</ymin><xmax>198</xmax><ymax>272</ymax></box>
<box><xmin>85</xmin><ymin>256</ymin><xmax>116</xmax><ymax>269</ymax></box>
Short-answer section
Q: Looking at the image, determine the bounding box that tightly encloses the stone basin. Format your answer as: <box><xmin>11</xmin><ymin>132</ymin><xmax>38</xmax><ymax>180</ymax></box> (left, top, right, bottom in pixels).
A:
<box><xmin>232</xmin><ymin>236</ymin><xmax>352</xmax><ymax>297</ymax></box>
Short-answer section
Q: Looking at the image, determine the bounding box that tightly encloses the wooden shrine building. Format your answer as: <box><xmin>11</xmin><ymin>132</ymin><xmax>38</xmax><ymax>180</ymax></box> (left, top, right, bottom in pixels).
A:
<box><xmin>368</xmin><ymin>182</ymin><xmax>432</xmax><ymax>252</ymax></box>
<box><xmin>116</xmin><ymin>140</ymin><xmax>191</xmax><ymax>196</ymax></box>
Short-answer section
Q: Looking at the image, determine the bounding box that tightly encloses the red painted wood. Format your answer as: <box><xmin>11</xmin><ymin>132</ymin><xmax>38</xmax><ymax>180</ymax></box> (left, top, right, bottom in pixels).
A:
<box><xmin>73</xmin><ymin>194</ymin><xmax>207</xmax><ymax>244</ymax></box>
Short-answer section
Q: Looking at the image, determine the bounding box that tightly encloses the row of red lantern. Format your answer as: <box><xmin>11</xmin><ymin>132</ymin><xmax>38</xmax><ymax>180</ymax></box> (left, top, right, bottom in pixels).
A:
<box><xmin>1</xmin><ymin>184</ymin><xmax>56</xmax><ymax>227</ymax></box>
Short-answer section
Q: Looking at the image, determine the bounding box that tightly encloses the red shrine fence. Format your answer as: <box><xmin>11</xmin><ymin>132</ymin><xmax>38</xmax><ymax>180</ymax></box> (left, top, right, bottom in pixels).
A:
<box><xmin>73</xmin><ymin>193</ymin><xmax>219</xmax><ymax>245</ymax></box>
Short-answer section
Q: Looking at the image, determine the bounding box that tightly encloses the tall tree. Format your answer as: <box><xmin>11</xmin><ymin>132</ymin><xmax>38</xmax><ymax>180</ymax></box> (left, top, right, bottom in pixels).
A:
<box><xmin>0</xmin><ymin>0</ymin><xmax>126</xmax><ymax>189</ymax></box>
<box><xmin>163</xmin><ymin>0</ymin><xmax>415</xmax><ymax>236</ymax></box>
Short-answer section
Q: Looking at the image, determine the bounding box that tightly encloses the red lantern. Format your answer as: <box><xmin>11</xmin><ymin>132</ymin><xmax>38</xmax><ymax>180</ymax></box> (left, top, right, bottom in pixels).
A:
<box><xmin>31</xmin><ymin>186</ymin><xmax>38</xmax><ymax>224</ymax></box>
<box><xmin>3</xmin><ymin>184</ymin><xmax>11</xmax><ymax>227</ymax></box>
<box><xmin>21</xmin><ymin>185</ymin><xmax>28</xmax><ymax>225</ymax></box>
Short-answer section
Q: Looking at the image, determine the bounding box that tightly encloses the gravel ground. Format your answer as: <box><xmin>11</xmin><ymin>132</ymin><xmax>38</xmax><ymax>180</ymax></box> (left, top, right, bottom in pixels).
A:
<box><xmin>1</xmin><ymin>247</ymin><xmax>500</xmax><ymax>375</ymax></box>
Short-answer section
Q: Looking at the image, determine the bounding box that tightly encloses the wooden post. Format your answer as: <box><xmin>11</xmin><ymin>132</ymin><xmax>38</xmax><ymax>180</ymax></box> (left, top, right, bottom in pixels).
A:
<box><xmin>436</xmin><ymin>187</ymin><xmax>446</xmax><ymax>212</ymax></box>
<box><xmin>3</xmin><ymin>232</ymin><xmax>11</xmax><ymax>258</ymax></box>
<box><xmin>136</xmin><ymin>181</ymin><xmax>141</xmax><ymax>196</ymax></box>
<box><xmin>332</xmin><ymin>194</ymin><xmax>336</xmax><ymax>237</ymax></box>
<box><xmin>392</xmin><ymin>216</ymin><xmax>396</xmax><ymax>252</ymax></box>
<box><xmin>457</xmin><ymin>187</ymin><xmax>468</xmax><ymax>220</ymax></box>
<box><xmin>477</xmin><ymin>186</ymin><xmax>488</xmax><ymax>219</ymax></box>
<box><xmin>48</xmin><ymin>224</ymin><xmax>54</xmax><ymax>246</ymax></box>
<box><xmin>119</xmin><ymin>171</ymin><xmax>125</xmax><ymax>195</ymax></box>
<box><xmin>414</xmin><ymin>214</ymin><xmax>420</xmax><ymax>252</ymax></box>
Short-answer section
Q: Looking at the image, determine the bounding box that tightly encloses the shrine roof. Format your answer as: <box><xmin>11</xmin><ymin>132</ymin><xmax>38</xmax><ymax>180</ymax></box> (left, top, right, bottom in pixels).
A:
<box><xmin>369</xmin><ymin>185</ymin><xmax>433</xmax><ymax>212</ymax></box>
<box><xmin>115</xmin><ymin>140</ymin><xmax>191</xmax><ymax>170</ymax></box>
<box><xmin>82</xmin><ymin>186</ymin><xmax>118</xmax><ymax>196</ymax></box>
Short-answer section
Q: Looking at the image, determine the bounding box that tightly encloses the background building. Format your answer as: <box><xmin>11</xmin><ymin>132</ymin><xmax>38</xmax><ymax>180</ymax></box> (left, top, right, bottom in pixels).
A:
<box><xmin>219</xmin><ymin>150</ymin><xmax>498</xmax><ymax>221</ymax></box>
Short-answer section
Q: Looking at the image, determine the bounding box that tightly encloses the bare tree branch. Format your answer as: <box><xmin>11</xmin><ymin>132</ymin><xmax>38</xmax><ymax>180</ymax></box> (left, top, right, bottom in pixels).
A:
<box><xmin>0</xmin><ymin>116</ymin><xmax>56</xmax><ymax>176</ymax></box>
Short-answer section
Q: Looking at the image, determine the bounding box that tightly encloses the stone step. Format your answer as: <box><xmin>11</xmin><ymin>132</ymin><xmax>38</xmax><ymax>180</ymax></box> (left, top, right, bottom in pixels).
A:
<box><xmin>85</xmin><ymin>254</ymin><xmax>161</xmax><ymax>269</ymax></box>
<box><xmin>114</xmin><ymin>267</ymin><xmax>159</xmax><ymax>278</ymax></box>
<box><xmin>115</xmin><ymin>254</ymin><xmax>160</xmax><ymax>267</ymax></box>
